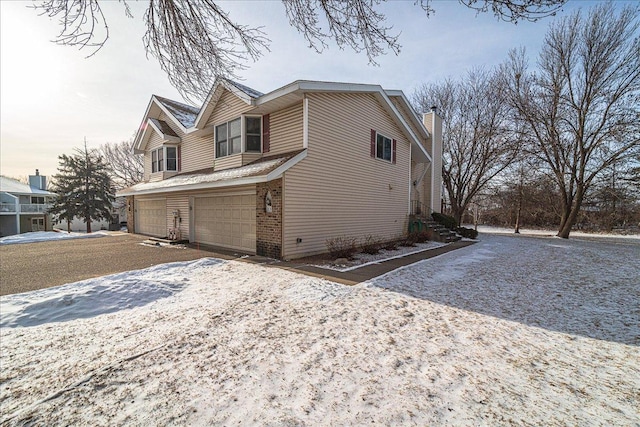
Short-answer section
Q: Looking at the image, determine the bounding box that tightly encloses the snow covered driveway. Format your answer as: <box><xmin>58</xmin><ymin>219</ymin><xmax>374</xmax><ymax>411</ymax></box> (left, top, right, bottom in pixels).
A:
<box><xmin>1</xmin><ymin>234</ymin><xmax>638</xmax><ymax>425</ymax></box>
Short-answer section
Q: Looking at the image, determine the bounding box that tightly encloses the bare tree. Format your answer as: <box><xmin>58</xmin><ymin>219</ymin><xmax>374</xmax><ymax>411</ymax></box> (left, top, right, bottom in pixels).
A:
<box><xmin>503</xmin><ymin>3</ymin><xmax>640</xmax><ymax>238</ymax></box>
<box><xmin>98</xmin><ymin>139</ymin><xmax>144</xmax><ymax>190</ymax></box>
<box><xmin>31</xmin><ymin>0</ymin><xmax>565</xmax><ymax>102</ymax></box>
<box><xmin>413</xmin><ymin>68</ymin><xmax>520</xmax><ymax>225</ymax></box>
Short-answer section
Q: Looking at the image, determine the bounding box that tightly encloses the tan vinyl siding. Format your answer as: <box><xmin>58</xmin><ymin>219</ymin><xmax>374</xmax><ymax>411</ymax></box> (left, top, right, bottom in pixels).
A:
<box><xmin>214</xmin><ymin>154</ymin><xmax>243</xmax><ymax>171</ymax></box>
<box><xmin>205</xmin><ymin>89</ymin><xmax>253</xmax><ymax>128</ymax></box>
<box><xmin>423</xmin><ymin>112</ymin><xmax>443</xmax><ymax>213</ymax></box>
<box><xmin>269</xmin><ymin>102</ymin><xmax>304</xmax><ymax>156</ymax></box>
<box><xmin>282</xmin><ymin>92</ymin><xmax>411</xmax><ymax>259</ymax></box>
<box><xmin>166</xmin><ymin>194</ymin><xmax>190</xmax><ymax>239</ymax></box>
<box><xmin>144</xmin><ymin>132</ymin><xmax>164</xmax><ymax>182</ymax></box>
<box><xmin>157</xmin><ymin>111</ymin><xmax>215</xmax><ymax>174</ymax></box>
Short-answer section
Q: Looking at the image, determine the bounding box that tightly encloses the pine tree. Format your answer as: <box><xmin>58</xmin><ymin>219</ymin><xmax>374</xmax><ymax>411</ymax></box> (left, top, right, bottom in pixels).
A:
<box><xmin>50</xmin><ymin>142</ymin><xmax>114</xmax><ymax>233</ymax></box>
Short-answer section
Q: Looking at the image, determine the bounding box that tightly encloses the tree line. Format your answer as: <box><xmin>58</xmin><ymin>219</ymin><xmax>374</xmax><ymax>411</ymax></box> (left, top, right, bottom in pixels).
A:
<box><xmin>413</xmin><ymin>3</ymin><xmax>640</xmax><ymax>237</ymax></box>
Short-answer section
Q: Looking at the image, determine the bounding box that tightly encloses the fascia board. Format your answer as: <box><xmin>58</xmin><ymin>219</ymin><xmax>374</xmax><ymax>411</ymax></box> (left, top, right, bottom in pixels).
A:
<box><xmin>117</xmin><ymin>151</ymin><xmax>307</xmax><ymax>197</ymax></box>
<box><xmin>147</xmin><ymin>120</ymin><xmax>182</xmax><ymax>144</ymax></box>
<box><xmin>266</xmin><ymin>149</ymin><xmax>307</xmax><ymax>180</ymax></box>
<box><xmin>376</xmin><ymin>91</ymin><xmax>432</xmax><ymax>163</ymax></box>
<box><xmin>151</xmin><ymin>96</ymin><xmax>188</xmax><ymax>134</ymax></box>
<box><xmin>117</xmin><ymin>175</ymin><xmax>268</xmax><ymax>197</ymax></box>
<box><xmin>385</xmin><ymin>90</ymin><xmax>431</xmax><ymax>138</ymax></box>
<box><xmin>134</xmin><ymin>97</ymin><xmax>157</xmax><ymax>151</ymax></box>
<box><xmin>134</xmin><ymin>122</ymin><xmax>154</xmax><ymax>154</ymax></box>
<box><xmin>221</xmin><ymin>80</ymin><xmax>255</xmax><ymax>105</ymax></box>
<box><xmin>193</xmin><ymin>82</ymin><xmax>222</xmax><ymax>129</ymax></box>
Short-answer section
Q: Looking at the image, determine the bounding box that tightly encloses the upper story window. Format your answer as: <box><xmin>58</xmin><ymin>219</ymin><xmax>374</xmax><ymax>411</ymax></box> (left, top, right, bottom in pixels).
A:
<box><xmin>370</xmin><ymin>129</ymin><xmax>396</xmax><ymax>164</ymax></box>
<box><xmin>31</xmin><ymin>196</ymin><xmax>45</xmax><ymax>204</ymax></box>
<box><xmin>376</xmin><ymin>133</ymin><xmax>392</xmax><ymax>162</ymax></box>
<box><xmin>216</xmin><ymin>116</ymin><xmax>262</xmax><ymax>158</ymax></box>
<box><xmin>152</xmin><ymin>146</ymin><xmax>179</xmax><ymax>173</ymax></box>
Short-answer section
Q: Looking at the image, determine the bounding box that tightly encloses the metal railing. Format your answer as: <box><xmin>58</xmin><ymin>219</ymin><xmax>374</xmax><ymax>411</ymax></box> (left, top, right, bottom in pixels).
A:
<box><xmin>0</xmin><ymin>203</ymin><xmax>51</xmax><ymax>213</ymax></box>
<box><xmin>410</xmin><ymin>200</ymin><xmax>432</xmax><ymax>218</ymax></box>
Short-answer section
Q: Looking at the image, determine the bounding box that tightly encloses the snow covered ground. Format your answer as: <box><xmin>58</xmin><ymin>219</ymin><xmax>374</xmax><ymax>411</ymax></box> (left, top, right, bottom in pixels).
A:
<box><xmin>0</xmin><ymin>230</ymin><xmax>116</xmax><ymax>245</ymax></box>
<box><xmin>1</xmin><ymin>233</ymin><xmax>638</xmax><ymax>425</ymax></box>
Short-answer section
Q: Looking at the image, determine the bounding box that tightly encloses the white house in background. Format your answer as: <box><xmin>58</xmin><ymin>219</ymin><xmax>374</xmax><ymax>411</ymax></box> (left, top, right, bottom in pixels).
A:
<box><xmin>0</xmin><ymin>171</ymin><xmax>55</xmax><ymax>237</ymax></box>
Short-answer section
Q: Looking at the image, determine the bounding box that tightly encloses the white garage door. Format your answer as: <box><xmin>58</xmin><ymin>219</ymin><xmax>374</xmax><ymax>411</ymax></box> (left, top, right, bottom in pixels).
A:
<box><xmin>135</xmin><ymin>199</ymin><xmax>167</xmax><ymax>237</ymax></box>
<box><xmin>194</xmin><ymin>192</ymin><xmax>256</xmax><ymax>253</ymax></box>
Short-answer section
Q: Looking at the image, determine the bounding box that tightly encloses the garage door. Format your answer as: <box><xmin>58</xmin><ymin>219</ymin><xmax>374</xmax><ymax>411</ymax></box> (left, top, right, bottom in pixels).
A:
<box><xmin>194</xmin><ymin>192</ymin><xmax>256</xmax><ymax>253</ymax></box>
<box><xmin>135</xmin><ymin>199</ymin><xmax>167</xmax><ymax>237</ymax></box>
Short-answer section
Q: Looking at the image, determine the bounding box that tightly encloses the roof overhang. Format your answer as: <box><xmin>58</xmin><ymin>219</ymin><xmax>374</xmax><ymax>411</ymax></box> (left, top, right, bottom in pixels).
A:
<box><xmin>118</xmin><ymin>150</ymin><xmax>307</xmax><ymax>197</ymax></box>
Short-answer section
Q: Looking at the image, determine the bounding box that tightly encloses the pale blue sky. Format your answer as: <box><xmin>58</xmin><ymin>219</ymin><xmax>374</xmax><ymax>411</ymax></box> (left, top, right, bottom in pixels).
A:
<box><xmin>0</xmin><ymin>0</ymin><xmax>615</xmax><ymax>179</ymax></box>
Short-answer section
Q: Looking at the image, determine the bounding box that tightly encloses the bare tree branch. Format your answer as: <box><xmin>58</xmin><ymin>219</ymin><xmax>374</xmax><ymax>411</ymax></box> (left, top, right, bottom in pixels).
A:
<box><xmin>282</xmin><ymin>0</ymin><xmax>401</xmax><ymax>64</ymax></box>
<box><xmin>413</xmin><ymin>67</ymin><xmax>520</xmax><ymax>225</ymax></box>
<box><xmin>31</xmin><ymin>0</ymin><xmax>566</xmax><ymax>102</ymax></box>
<box><xmin>503</xmin><ymin>3</ymin><xmax>640</xmax><ymax>238</ymax></box>
<box><xmin>98</xmin><ymin>139</ymin><xmax>144</xmax><ymax>191</ymax></box>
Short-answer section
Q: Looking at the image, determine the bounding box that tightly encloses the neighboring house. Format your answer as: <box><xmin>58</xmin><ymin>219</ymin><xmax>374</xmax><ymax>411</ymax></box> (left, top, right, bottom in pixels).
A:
<box><xmin>0</xmin><ymin>171</ymin><xmax>55</xmax><ymax>237</ymax></box>
<box><xmin>119</xmin><ymin>79</ymin><xmax>443</xmax><ymax>259</ymax></box>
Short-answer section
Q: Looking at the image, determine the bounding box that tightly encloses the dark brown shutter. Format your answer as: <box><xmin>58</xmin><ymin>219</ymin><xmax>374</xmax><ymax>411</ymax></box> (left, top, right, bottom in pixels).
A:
<box><xmin>392</xmin><ymin>139</ymin><xmax>397</xmax><ymax>164</ymax></box>
<box><xmin>263</xmin><ymin>114</ymin><xmax>270</xmax><ymax>153</ymax></box>
<box><xmin>177</xmin><ymin>145</ymin><xmax>182</xmax><ymax>171</ymax></box>
<box><xmin>370</xmin><ymin>129</ymin><xmax>376</xmax><ymax>158</ymax></box>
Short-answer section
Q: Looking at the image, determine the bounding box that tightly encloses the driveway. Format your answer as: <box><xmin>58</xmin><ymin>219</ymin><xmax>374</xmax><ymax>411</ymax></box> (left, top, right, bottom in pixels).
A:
<box><xmin>0</xmin><ymin>234</ymin><xmax>238</xmax><ymax>296</ymax></box>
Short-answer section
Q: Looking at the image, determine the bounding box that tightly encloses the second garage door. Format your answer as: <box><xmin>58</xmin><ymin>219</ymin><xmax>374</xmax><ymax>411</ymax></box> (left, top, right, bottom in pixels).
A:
<box><xmin>135</xmin><ymin>199</ymin><xmax>167</xmax><ymax>237</ymax></box>
<box><xmin>193</xmin><ymin>192</ymin><xmax>256</xmax><ymax>253</ymax></box>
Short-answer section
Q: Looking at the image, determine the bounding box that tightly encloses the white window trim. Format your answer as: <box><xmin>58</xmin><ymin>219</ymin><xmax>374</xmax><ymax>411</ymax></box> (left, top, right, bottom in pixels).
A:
<box><xmin>215</xmin><ymin>115</ymin><xmax>262</xmax><ymax>158</ymax></box>
<box><xmin>151</xmin><ymin>145</ymin><xmax>179</xmax><ymax>173</ymax></box>
<box><xmin>375</xmin><ymin>131</ymin><xmax>393</xmax><ymax>163</ymax></box>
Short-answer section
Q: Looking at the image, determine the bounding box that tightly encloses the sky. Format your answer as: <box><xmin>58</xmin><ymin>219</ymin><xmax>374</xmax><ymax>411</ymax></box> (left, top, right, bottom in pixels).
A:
<box><xmin>0</xmin><ymin>0</ymin><xmax>624</xmax><ymax>179</ymax></box>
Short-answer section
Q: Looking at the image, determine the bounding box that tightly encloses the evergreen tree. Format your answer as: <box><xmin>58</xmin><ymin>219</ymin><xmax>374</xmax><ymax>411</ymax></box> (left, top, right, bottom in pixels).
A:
<box><xmin>50</xmin><ymin>142</ymin><xmax>114</xmax><ymax>233</ymax></box>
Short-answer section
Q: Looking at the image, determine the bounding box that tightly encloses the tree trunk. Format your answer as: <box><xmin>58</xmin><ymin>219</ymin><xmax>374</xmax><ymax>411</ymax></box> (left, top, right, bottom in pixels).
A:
<box><xmin>67</xmin><ymin>219</ymin><xmax>71</xmax><ymax>233</ymax></box>
<box><xmin>86</xmin><ymin>218</ymin><xmax>92</xmax><ymax>234</ymax></box>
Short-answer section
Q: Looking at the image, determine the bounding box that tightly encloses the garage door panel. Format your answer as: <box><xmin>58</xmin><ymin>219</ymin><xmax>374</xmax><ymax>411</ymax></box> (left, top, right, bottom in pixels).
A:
<box><xmin>136</xmin><ymin>199</ymin><xmax>166</xmax><ymax>237</ymax></box>
<box><xmin>194</xmin><ymin>192</ymin><xmax>256</xmax><ymax>253</ymax></box>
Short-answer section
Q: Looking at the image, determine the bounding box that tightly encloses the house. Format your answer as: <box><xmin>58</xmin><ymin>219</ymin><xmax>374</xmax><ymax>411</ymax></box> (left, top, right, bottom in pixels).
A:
<box><xmin>118</xmin><ymin>79</ymin><xmax>442</xmax><ymax>259</ymax></box>
<box><xmin>0</xmin><ymin>171</ymin><xmax>56</xmax><ymax>236</ymax></box>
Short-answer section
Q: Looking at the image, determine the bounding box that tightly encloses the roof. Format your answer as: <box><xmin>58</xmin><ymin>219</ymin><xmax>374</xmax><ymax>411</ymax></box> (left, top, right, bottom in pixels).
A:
<box><xmin>148</xmin><ymin>118</ymin><xmax>178</xmax><ymax>137</ymax></box>
<box><xmin>118</xmin><ymin>150</ymin><xmax>307</xmax><ymax>196</ymax></box>
<box><xmin>134</xmin><ymin>79</ymin><xmax>432</xmax><ymax>162</ymax></box>
<box><xmin>0</xmin><ymin>176</ymin><xmax>55</xmax><ymax>196</ymax></box>
<box><xmin>154</xmin><ymin>96</ymin><xmax>199</xmax><ymax>128</ymax></box>
<box><xmin>224</xmin><ymin>79</ymin><xmax>264</xmax><ymax>99</ymax></box>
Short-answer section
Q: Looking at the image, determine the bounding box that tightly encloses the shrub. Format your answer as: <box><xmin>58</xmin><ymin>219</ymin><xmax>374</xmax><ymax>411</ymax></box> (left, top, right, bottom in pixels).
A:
<box><xmin>457</xmin><ymin>226</ymin><xmax>478</xmax><ymax>239</ymax></box>
<box><xmin>361</xmin><ymin>235</ymin><xmax>382</xmax><ymax>255</ymax></box>
<box><xmin>413</xmin><ymin>230</ymin><xmax>430</xmax><ymax>243</ymax></box>
<box><xmin>326</xmin><ymin>236</ymin><xmax>358</xmax><ymax>259</ymax></box>
<box><xmin>432</xmin><ymin>212</ymin><xmax>458</xmax><ymax>230</ymax></box>
<box><xmin>383</xmin><ymin>240</ymin><xmax>399</xmax><ymax>251</ymax></box>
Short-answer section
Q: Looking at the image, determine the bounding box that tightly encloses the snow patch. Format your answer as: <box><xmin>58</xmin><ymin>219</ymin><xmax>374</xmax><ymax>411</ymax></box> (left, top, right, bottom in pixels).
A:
<box><xmin>0</xmin><ymin>231</ymin><xmax>111</xmax><ymax>245</ymax></box>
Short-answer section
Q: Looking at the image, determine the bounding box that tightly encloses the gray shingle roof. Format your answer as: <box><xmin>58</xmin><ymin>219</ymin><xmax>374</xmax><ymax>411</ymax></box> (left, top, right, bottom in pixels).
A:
<box><xmin>154</xmin><ymin>96</ymin><xmax>199</xmax><ymax>128</ymax></box>
<box><xmin>149</xmin><ymin>118</ymin><xmax>179</xmax><ymax>137</ymax></box>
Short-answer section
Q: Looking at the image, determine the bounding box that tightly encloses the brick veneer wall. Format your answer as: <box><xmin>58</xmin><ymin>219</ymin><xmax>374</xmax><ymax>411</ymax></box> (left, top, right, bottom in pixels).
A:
<box><xmin>256</xmin><ymin>179</ymin><xmax>283</xmax><ymax>258</ymax></box>
<box><xmin>126</xmin><ymin>196</ymin><xmax>135</xmax><ymax>234</ymax></box>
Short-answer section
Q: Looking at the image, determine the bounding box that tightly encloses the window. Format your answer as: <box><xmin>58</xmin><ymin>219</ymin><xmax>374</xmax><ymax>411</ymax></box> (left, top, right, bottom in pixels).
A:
<box><xmin>246</xmin><ymin>117</ymin><xmax>261</xmax><ymax>152</ymax></box>
<box><xmin>376</xmin><ymin>133</ymin><xmax>393</xmax><ymax>162</ymax></box>
<box><xmin>166</xmin><ymin>146</ymin><xmax>177</xmax><ymax>171</ymax></box>
<box><xmin>151</xmin><ymin>146</ymin><xmax>178</xmax><ymax>173</ymax></box>
<box><xmin>216</xmin><ymin>116</ymin><xmax>262</xmax><ymax>158</ymax></box>
<box><xmin>31</xmin><ymin>196</ymin><xmax>45</xmax><ymax>205</ymax></box>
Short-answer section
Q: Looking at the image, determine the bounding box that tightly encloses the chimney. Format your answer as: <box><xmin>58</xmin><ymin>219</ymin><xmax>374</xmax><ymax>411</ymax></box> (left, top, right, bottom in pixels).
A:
<box><xmin>423</xmin><ymin>109</ymin><xmax>443</xmax><ymax>214</ymax></box>
<box><xmin>29</xmin><ymin>170</ymin><xmax>47</xmax><ymax>190</ymax></box>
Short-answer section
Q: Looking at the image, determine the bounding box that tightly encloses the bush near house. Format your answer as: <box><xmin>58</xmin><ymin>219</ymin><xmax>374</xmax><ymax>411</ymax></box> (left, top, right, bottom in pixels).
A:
<box><xmin>361</xmin><ymin>235</ymin><xmax>382</xmax><ymax>255</ymax></box>
<box><xmin>432</xmin><ymin>212</ymin><xmax>459</xmax><ymax>230</ymax></box>
<box><xmin>457</xmin><ymin>227</ymin><xmax>478</xmax><ymax>239</ymax></box>
<box><xmin>326</xmin><ymin>236</ymin><xmax>358</xmax><ymax>260</ymax></box>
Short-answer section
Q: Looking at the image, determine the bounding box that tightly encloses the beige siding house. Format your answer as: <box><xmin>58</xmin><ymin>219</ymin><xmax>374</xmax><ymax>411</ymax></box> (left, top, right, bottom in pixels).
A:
<box><xmin>119</xmin><ymin>79</ymin><xmax>442</xmax><ymax>259</ymax></box>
